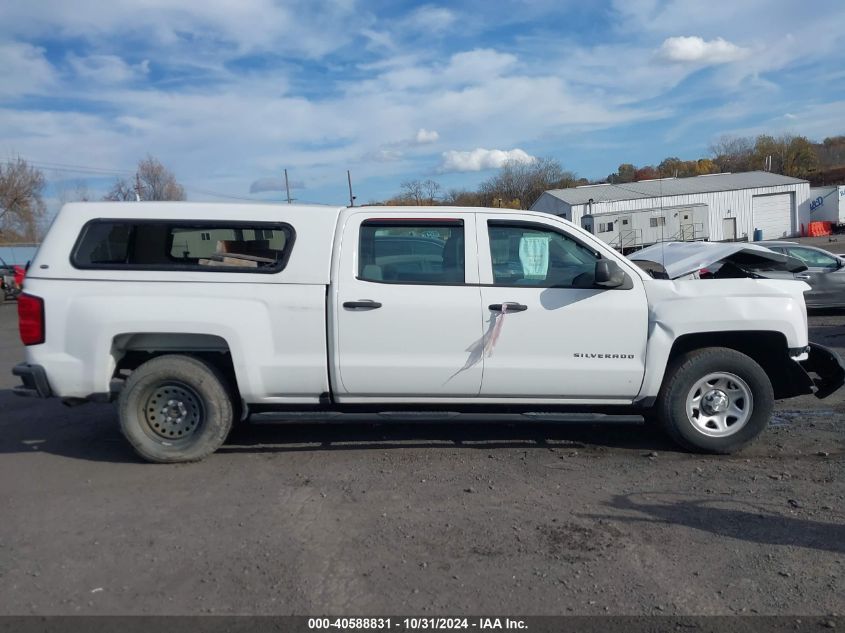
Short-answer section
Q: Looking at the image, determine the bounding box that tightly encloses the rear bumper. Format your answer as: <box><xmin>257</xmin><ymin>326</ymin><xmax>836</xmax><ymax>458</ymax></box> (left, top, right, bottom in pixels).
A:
<box><xmin>799</xmin><ymin>343</ymin><xmax>845</xmax><ymax>399</ymax></box>
<box><xmin>12</xmin><ymin>363</ymin><xmax>52</xmax><ymax>398</ymax></box>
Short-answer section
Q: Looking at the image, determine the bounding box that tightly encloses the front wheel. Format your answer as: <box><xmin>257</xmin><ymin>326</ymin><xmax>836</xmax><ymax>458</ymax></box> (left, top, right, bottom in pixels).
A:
<box><xmin>655</xmin><ymin>347</ymin><xmax>774</xmax><ymax>454</ymax></box>
<box><xmin>118</xmin><ymin>355</ymin><xmax>234</xmax><ymax>463</ymax></box>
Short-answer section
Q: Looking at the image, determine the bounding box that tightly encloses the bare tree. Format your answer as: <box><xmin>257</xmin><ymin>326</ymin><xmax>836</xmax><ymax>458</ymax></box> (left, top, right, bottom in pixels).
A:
<box><xmin>104</xmin><ymin>178</ymin><xmax>137</xmax><ymax>201</ymax></box>
<box><xmin>480</xmin><ymin>157</ymin><xmax>577</xmax><ymax>209</ymax></box>
<box><xmin>57</xmin><ymin>179</ymin><xmax>91</xmax><ymax>205</ymax></box>
<box><xmin>398</xmin><ymin>178</ymin><xmax>440</xmax><ymax>205</ymax></box>
<box><xmin>443</xmin><ymin>188</ymin><xmax>483</xmax><ymax>207</ymax></box>
<box><xmin>420</xmin><ymin>179</ymin><xmax>441</xmax><ymax>204</ymax></box>
<box><xmin>0</xmin><ymin>157</ymin><xmax>47</xmax><ymax>242</ymax></box>
<box><xmin>104</xmin><ymin>155</ymin><xmax>186</xmax><ymax>201</ymax></box>
<box><xmin>709</xmin><ymin>135</ymin><xmax>754</xmax><ymax>173</ymax></box>
<box><xmin>398</xmin><ymin>180</ymin><xmax>423</xmax><ymax>205</ymax></box>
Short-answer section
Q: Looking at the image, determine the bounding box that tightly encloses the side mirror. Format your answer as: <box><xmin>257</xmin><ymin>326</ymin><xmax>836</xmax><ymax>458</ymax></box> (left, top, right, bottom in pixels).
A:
<box><xmin>595</xmin><ymin>259</ymin><xmax>626</xmax><ymax>288</ymax></box>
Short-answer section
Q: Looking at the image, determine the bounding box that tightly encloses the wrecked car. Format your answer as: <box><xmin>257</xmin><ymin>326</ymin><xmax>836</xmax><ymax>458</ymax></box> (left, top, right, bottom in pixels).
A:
<box><xmin>12</xmin><ymin>203</ymin><xmax>845</xmax><ymax>462</ymax></box>
<box><xmin>753</xmin><ymin>241</ymin><xmax>845</xmax><ymax>309</ymax></box>
<box><xmin>628</xmin><ymin>241</ymin><xmax>807</xmax><ymax>281</ymax></box>
<box><xmin>630</xmin><ymin>240</ymin><xmax>845</xmax><ymax>309</ymax></box>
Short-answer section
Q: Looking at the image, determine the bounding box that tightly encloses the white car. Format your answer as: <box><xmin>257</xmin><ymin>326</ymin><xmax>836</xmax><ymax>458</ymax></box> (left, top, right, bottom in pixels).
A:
<box><xmin>13</xmin><ymin>202</ymin><xmax>844</xmax><ymax>462</ymax></box>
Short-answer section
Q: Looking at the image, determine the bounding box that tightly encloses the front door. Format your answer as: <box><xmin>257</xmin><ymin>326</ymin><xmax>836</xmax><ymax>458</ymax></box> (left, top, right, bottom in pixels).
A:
<box><xmin>333</xmin><ymin>212</ymin><xmax>485</xmax><ymax>397</ymax></box>
<box><xmin>617</xmin><ymin>215</ymin><xmax>635</xmax><ymax>248</ymax></box>
<box><xmin>477</xmin><ymin>215</ymin><xmax>649</xmax><ymax>400</ymax></box>
<box><xmin>722</xmin><ymin>217</ymin><xmax>737</xmax><ymax>241</ymax></box>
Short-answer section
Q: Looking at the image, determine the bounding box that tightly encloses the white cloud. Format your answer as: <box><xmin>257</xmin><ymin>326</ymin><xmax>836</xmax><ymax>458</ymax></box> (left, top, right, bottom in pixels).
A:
<box><xmin>249</xmin><ymin>177</ymin><xmax>305</xmax><ymax>193</ymax></box>
<box><xmin>363</xmin><ymin>148</ymin><xmax>404</xmax><ymax>163</ymax></box>
<box><xmin>0</xmin><ymin>42</ymin><xmax>55</xmax><ymax>99</ymax></box>
<box><xmin>67</xmin><ymin>54</ymin><xmax>150</xmax><ymax>83</ymax></box>
<box><xmin>0</xmin><ymin>0</ymin><xmax>366</xmax><ymax>59</ymax></box>
<box><xmin>404</xmin><ymin>5</ymin><xmax>456</xmax><ymax>33</ymax></box>
<box><xmin>415</xmin><ymin>128</ymin><xmax>439</xmax><ymax>144</ymax></box>
<box><xmin>439</xmin><ymin>148</ymin><xmax>536</xmax><ymax>173</ymax></box>
<box><xmin>375</xmin><ymin>49</ymin><xmax>517</xmax><ymax>92</ymax></box>
<box><xmin>9</xmin><ymin>0</ymin><xmax>838</xmax><ymax>207</ymax></box>
<box><xmin>657</xmin><ymin>36</ymin><xmax>749</xmax><ymax>64</ymax></box>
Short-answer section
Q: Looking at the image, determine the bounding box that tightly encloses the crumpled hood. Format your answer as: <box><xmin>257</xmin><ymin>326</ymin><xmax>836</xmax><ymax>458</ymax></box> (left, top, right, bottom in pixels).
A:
<box><xmin>628</xmin><ymin>241</ymin><xmax>791</xmax><ymax>279</ymax></box>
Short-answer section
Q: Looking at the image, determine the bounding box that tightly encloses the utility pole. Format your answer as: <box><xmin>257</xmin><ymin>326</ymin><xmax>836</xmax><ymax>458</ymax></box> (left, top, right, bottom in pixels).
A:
<box><xmin>284</xmin><ymin>169</ymin><xmax>292</xmax><ymax>204</ymax></box>
<box><xmin>134</xmin><ymin>172</ymin><xmax>142</xmax><ymax>201</ymax></box>
<box><xmin>347</xmin><ymin>170</ymin><xmax>356</xmax><ymax>207</ymax></box>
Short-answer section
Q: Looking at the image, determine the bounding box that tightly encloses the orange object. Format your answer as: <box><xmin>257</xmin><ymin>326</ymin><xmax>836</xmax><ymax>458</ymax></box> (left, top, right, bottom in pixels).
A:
<box><xmin>808</xmin><ymin>221</ymin><xmax>832</xmax><ymax>237</ymax></box>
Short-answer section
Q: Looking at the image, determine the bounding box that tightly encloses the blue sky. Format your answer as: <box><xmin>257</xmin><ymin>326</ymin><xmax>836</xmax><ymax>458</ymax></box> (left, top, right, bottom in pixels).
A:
<box><xmin>1</xmin><ymin>0</ymin><xmax>844</xmax><ymax>210</ymax></box>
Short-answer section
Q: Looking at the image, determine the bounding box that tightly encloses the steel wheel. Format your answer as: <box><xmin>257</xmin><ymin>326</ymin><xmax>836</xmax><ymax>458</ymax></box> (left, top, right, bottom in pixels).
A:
<box><xmin>685</xmin><ymin>372</ymin><xmax>753</xmax><ymax>437</ymax></box>
<box><xmin>141</xmin><ymin>381</ymin><xmax>204</xmax><ymax>441</ymax></box>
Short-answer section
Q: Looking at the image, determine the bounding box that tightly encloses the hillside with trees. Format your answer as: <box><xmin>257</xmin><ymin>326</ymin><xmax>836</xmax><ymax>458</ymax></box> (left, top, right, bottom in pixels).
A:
<box><xmin>379</xmin><ymin>133</ymin><xmax>845</xmax><ymax>210</ymax></box>
<box><xmin>379</xmin><ymin>157</ymin><xmax>585</xmax><ymax>209</ymax></box>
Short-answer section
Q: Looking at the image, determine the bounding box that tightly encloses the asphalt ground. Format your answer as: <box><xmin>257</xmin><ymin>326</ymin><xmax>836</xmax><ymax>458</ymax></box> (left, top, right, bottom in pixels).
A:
<box><xmin>0</xmin><ymin>300</ymin><xmax>842</xmax><ymax>616</ymax></box>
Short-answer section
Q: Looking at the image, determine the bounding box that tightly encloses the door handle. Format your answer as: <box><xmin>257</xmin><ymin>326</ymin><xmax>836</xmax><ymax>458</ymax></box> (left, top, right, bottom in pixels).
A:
<box><xmin>795</xmin><ymin>274</ymin><xmax>811</xmax><ymax>280</ymax></box>
<box><xmin>488</xmin><ymin>302</ymin><xmax>528</xmax><ymax>312</ymax></box>
<box><xmin>343</xmin><ymin>300</ymin><xmax>382</xmax><ymax>309</ymax></box>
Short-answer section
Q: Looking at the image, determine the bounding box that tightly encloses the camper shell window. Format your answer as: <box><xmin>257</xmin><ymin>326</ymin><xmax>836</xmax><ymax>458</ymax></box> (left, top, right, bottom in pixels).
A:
<box><xmin>71</xmin><ymin>219</ymin><xmax>294</xmax><ymax>273</ymax></box>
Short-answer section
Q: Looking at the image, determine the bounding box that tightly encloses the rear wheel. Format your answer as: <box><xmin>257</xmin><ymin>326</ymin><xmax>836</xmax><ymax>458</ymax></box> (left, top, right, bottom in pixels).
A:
<box><xmin>118</xmin><ymin>354</ymin><xmax>234</xmax><ymax>463</ymax></box>
<box><xmin>656</xmin><ymin>347</ymin><xmax>773</xmax><ymax>454</ymax></box>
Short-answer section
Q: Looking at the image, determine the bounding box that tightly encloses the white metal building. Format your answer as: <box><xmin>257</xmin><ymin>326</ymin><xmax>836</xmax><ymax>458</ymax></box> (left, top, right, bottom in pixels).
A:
<box><xmin>531</xmin><ymin>171</ymin><xmax>810</xmax><ymax>248</ymax></box>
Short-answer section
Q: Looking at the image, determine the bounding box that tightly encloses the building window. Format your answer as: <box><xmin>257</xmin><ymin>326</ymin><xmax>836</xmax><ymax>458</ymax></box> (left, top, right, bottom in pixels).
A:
<box><xmin>598</xmin><ymin>222</ymin><xmax>614</xmax><ymax>233</ymax></box>
<box><xmin>650</xmin><ymin>217</ymin><xmax>666</xmax><ymax>228</ymax></box>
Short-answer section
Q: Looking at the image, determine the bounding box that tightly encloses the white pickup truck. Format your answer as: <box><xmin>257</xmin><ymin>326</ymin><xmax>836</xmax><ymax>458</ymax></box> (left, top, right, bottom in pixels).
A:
<box><xmin>13</xmin><ymin>202</ymin><xmax>844</xmax><ymax>462</ymax></box>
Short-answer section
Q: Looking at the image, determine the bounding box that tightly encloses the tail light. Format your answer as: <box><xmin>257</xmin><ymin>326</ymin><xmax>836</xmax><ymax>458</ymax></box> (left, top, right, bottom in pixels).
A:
<box><xmin>18</xmin><ymin>293</ymin><xmax>45</xmax><ymax>345</ymax></box>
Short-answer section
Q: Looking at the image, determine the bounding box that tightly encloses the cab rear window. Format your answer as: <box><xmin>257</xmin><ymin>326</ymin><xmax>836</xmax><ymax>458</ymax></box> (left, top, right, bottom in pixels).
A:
<box><xmin>71</xmin><ymin>220</ymin><xmax>294</xmax><ymax>272</ymax></box>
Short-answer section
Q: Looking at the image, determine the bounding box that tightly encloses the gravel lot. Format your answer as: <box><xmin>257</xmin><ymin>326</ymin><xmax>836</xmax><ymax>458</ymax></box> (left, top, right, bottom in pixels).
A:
<box><xmin>0</xmin><ymin>300</ymin><xmax>842</xmax><ymax>616</ymax></box>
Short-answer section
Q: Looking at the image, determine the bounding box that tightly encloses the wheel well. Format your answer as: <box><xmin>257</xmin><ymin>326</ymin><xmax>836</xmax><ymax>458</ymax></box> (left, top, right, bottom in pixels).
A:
<box><xmin>111</xmin><ymin>333</ymin><xmax>239</xmax><ymax>396</ymax></box>
<box><xmin>668</xmin><ymin>331</ymin><xmax>810</xmax><ymax>400</ymax></box>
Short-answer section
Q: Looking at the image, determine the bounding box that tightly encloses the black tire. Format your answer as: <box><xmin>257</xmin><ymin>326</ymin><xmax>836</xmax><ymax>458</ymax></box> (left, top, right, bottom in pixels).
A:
<box><xmin>655</xmin><ymin>347</ymin><xmax>773</xmax><ymax>454</ymax></box>
<box><xmin>118</xmin><ymin>354</ymin><xmax>234</xmax><ymax>463</ymax></box>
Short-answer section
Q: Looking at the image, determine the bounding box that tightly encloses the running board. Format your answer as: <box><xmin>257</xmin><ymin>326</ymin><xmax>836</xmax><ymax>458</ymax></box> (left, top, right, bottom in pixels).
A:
<box><xmin>249</xmin><ymin>411</ymin><xmax>644</xmax><ymax>424</ymax></box>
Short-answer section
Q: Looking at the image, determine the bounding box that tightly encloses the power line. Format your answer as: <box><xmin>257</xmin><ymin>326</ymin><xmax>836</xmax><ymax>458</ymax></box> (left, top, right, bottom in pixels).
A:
<box><xmin>16</xmin><ymin>156</ymin><xmax>262</xmax><ymax>202</ymax></box>
<box><xmin>25</xmin><ymin>161</ymin><xmax>133</xmax><ymax>177</ymax></box>
<box><xmin>13</xmin><ymin>155</ymin><xmax>342</xmax><ymax>205</ymax></box>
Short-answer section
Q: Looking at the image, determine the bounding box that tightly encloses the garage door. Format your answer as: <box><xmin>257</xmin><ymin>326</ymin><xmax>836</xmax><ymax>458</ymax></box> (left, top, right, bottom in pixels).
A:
<box><xmin>753</xmin><ymin>193</ymin><xmax>794</xmax><ymax>240</ymax></box>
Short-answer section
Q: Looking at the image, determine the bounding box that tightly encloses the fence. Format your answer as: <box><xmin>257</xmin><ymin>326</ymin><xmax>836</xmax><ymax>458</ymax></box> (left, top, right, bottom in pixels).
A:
<box><xmin>0</xmin><ymin>243</ymin><xmax>39</xmax><ymax>265</ymax></box>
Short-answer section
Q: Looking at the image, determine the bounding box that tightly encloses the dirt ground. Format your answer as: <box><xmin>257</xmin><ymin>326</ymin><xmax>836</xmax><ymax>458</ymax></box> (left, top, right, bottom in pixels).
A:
<box><xmin>0</xmin><ymin>301</ymin><xmax>842</xmax><ymax>616</ymax></box>
<box><xmin>773</xmin><ymin>234</ymin><xmax>845</xmax><ymax>254</ymax></box>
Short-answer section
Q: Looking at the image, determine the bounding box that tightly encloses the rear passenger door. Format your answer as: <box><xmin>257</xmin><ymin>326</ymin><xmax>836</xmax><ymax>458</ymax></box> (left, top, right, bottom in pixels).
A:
<box><xmin>332</xmin><ymin>212</ymin><xmax>485</xmax><ymax>398</ymax></box>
